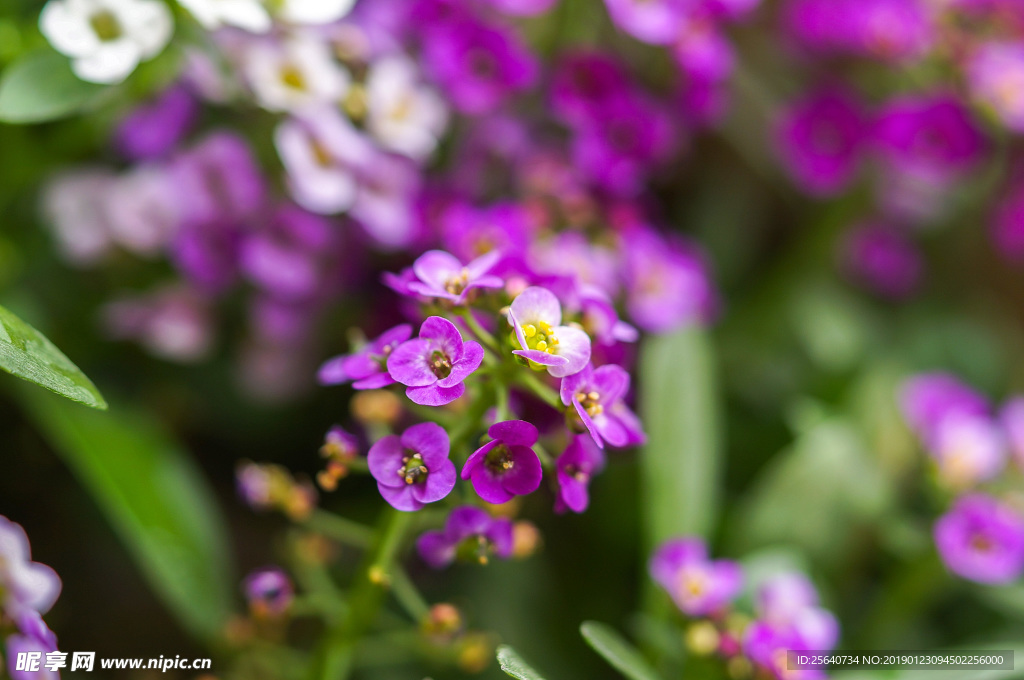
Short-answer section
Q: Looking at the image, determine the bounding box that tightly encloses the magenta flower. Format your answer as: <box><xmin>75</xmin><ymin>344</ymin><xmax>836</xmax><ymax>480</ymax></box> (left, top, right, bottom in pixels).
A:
<box><xmin>462</xmin><ymin>420</ymin><xmax>543</xmax><ymax>504</ymax></box>
<box><xmin>555</xmin><ymin>435</ymin><xmax>606</xmax><ymax>513</ymax></box>
<box><xmin>6</xmin><ymin>615</ymin><xmax>60</xmax><ymax>680</ymax></box>
<box><xmin>440</xmin><ymin>200</ymin><xmax>534</xmax><ymax>262</ymax></box>
<box><xmin>580</xmin><ymin>291</ymin><xmax>639</xmax><ymax>346</ymax></box>
<box><xmin>991</xmin><ymin>176</ymin><xmax>1024</xmax><ymax>261</ymax></box>
<box><xmin>930</xmin><ymin>414</ymin><xmax>1007</xmax><ymax>488</ymax></box>
<box><xmin>406</xmin><ymin>249</ymin><xmax>504</xmax><ymax>304</ymax></box>
<box><xmin>114</xmin><ymin>84</ymin><xmax>198</xmax><ymax>161</ymax></box>
<box><xmin>387</xmin><ymin>316</ymin><xmax>484</xmax><ymax>406</ymax></box>
<box><xmin>243</xmin><ymin>567</ymin><xmax>294</xmax><ymax>616</ymax></box>
<box><xmin>776</xmin><ymin>87</ymin><xmax>867</xmax><ymax>197</ymax></box>
<box><xmin>368</xmin><ymin>422</ymin><xmax>456</xmax><ymax>511</ymax></box>
<box><xmin>783</xmin><ymin>0</ymin><xmax>933</xmax><ymax>63</ymax></box>
<box><xmin>934</xmin><ymin>494</ymin><xmax>1024</xmax><ymax>584</ymax></box>
<box><xmin>170</xmin><ymin>132</ymin><xmax>266</xmax><ymax>227</ymax></box>
<box><xmin>622</xmin><ymin>228</ymin><xmax>716</xmax><ymax>334</ymax></box>
<box><xmin>550</xmin><ymin>51</ymin><xmax>630</xmax><ymax>129</ymax></box>
<box><xmin>649</xmin><ymin>537</ymin><xmax>742</xmax><ymax>616</ymax></box>
<box><xmin>560</xmin><ymin>363</ymin><xmax>643</xmax><ymax>449</ymax></box>
<box><xmin>899</xmin><ymin>373</ymin><xmax>989</xmax><ymax>448</ymax></box>
<box><xmin>482</xmin><ymin>0</ymin><xmax>557</xmax><ymax>15</ymax></box>
<box><xmin>968</xmin><ymin>42</ymin><xmax>1024</xmax><ymax>133</ymax></box>
<box><xmin>604</xmin><ymin>0</ymin><xmax>691</xmax><ymax>45</ymax></box>
<box><xmin>318</xmin><ymin>324</ymin><xmax>413</xmax><ymax>389</ymax></box>
<box><xmin>841</xmin><ymin>222</ymin><xmax>922</xmax><ymax>299</ymax></box>
<box><xmin>508</xmin><ymin>286</ymin><xmax>591</xmax><ymax>378</ymax></box>
<box><xmin>416</xmin><ymin>505</ymin><xmax>514</xmax><ymax>568</ymax></box>
<box><xmin>0</xmin><ymin>517</ymin><xmax>61</xmax><ymax>621</ymax></box>
<box><xmin>1000</xmin><ymin>397</ymin><xmax>1024</xmax><ymax>468</ymax></box>
<box><xmin>423</xmin><ymin>17</ymin><xmax>538</xmax><ymax>114</ymax></box>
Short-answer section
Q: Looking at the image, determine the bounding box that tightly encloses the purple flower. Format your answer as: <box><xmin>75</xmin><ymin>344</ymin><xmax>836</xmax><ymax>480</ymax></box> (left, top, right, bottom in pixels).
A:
<box><xmin>783</xmin><ymin>0</ymin><xmax>933</xmax><ymax>63</ymax></box>
<box><xmin>416</xmin><ymin>505</ymin><xmax>514</xmax><ymax>568</ymax></box>
<box><xmin>555</xmin><ymin>435</ymin><xmax>606</xmax><ymax>513</ymax></box>
<box><xmin>579</xmin><ymin>291</ymin><xmax>639</xmax><ymax>346</ymax></box>
<box><xmin>482</xmin><ymin>0</ymin><xmax>557</xmax><ymax>15</ymax></box>
<box><xmin>930</xmin><ymin>414</ymin><xmax>1007</xmax><ymax>488</ymax></box>
<box><xmin>968</xmin><ymin>42</ymin><xmax>1024</xmax><ymax>133</ymax></box>
<box><xmin>368</xmin><ymin>422</ymin><xmax>456</xmax><ymax>511</ymax></box>
<box><xmin>114</xmin><ymin>84</ymin><xmax>198</xmax><ymax>161</ymax></box>
<box><xmin>649</xmin><ymin>537</ymin><xmax>742</xmax><ymax>616</ymax></box>
<box><xmin>744</xmin><ymin>622</ymin><xmax>827</xmax><ymax>680</ymax></box>
<box><xmin>318</xmin><ymin>324</ymin><xmax>413</xmax><ymax>390</ymax></box>
<box><xmin>604</xmin><ymin>0</ymin><xmax>691</xmax><ymax>45</ymax></box>
<box><xmin>776</xmin><ymin>87</ymin><xmax>867</xmax><ymax>196</ymax></box>
<box><xmin>406</xmin><ymin>250</ymin><xmax>504</xmax><ymax>304</ymax></box>
<box><xmin>462</xmin><ymin>420</ymin><xmax>543</xmax><ymax>504</ymax></box>
<box><xmin>102</xmin><ymin>285</ymin><xmax>212</xmax><ymax>362</ymax></box>
<box><xmin>622</xmin><ymin>228</ymin><xmax>716</xmax><ymax>333</ymax></box>
<box><xmin>243</xmin><ymin>567</ymin><xmax>294</xmax><ymax>616</ymax></box>
<box><xmin>7</xmin><ymin>622</ymin><xmax>60</xmax><ymax>680</ymax></box>
<box><xmin>991</xmin><ymin>176</ymin><xmax>1024</xmax><ymax>261</ymax></box>
<box><xmin>560</xmin><ymin>363</ymin><xmax>643</xmax><ymax>449</ymax></box>
<box><xmin>170</xmin><ymin>132</ymin><xmax>266</xmax><ymax>227</ymax></box>
<box><xmin>549</xmin><ymin>51</ymin><xmax>630</xmax><ymax>129</ymax></box>
<box><xmin>423</xmin><ymin>17</ymin><xmax>538</xmax><ymax>114</ymax></box>
<box><xmin>508</xmin><ymin>286</ymin><xmax>591</xmax><ymax>378</ymax></box>
<box><xmin>1000</xmin><ymin>397</ymin><xmax>1024</xmax><ymax>468</ymax></box>
<box><xmin>755</xmin><ymin>573</ymin><xmax>839</xmax><ymax>650</ymax></box>
<box><xmin>439</xmin><ymin>200</ymin><xmax>534</xmax><ymax>262</ymax></box>
<box><xmin>387</xmin><ymin>316</ymin><xmax>484</xmax><ymax>406</ymax></box>
<box><xmin>899</xmin><ymin>373</ymin><xmax>989</xmax><ymax>448</ymax></box>
<box><xmin>0</xmin><ymin>517</ymin><xmax>61</xmax><ymax>620</ymax></box>
<box><xmin>872</xmin><ymin>94</ymin><xmax>987</xmax><ymax>187</ymax></box>
<box><xmin>841</xmin><ymin>222</ymin><xmax>922</xmax><ymax>299</ymax></box>
<box><xmin>934</xmin><ymin>494</ymin><xmax>1024</xmax><ymax>584</ymax></box>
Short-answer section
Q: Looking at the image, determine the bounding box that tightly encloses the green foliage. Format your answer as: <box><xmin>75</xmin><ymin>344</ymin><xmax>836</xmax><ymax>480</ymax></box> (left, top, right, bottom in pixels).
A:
<box><xmin>580</xmin><ymin>621</ymin><xmax>662</xmax><ymax>680</ymax></box>
<box><xmin>0</xmin><ymin>303</ymin><xmax>106</xmax><ymax>409</ymax></box>
<box><xmin>18</xmin><ymin>388</ymin><xmax>234</xmax><ymax>639</ymax></box>
<box><xmin>497</xmin><ymin>645</ymin><xmax>548</xmax><ymax>680</ymax></box>
<box><xmin>0</xmin><ymin>49</ymin><xmax>105</xmax><ymax>123</ymax></box>
<box><xmin>639</xmin><ymin>326</ymin><xmax>721</xmax><ymax>547</ymax></box>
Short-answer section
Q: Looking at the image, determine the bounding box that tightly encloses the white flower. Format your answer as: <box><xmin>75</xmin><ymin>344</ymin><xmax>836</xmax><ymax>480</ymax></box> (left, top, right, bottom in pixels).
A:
<box><xmin>40</xmin><ymin>0</ymin><xmax>173</xmax><ymax>84</ymax></box>
<box><xmin>245</xmin><ymin>35</ymin><xmax>349</xmax><ymax>111</ymax></box>
<box><xmin>365</xmin><ymin>54</ymin><xmax>448</xmax><ymax>160</ymax></box>
<box><xmin>106</xmin><ymin>165</ymin><xmax>181</xmax><ymax>256</ymax></box>
<box><xmin>277</xmin><ymin>0</ymin><xmax>356</xmax><ymax>25</ymax></box>
<box><xmin>41</xmin><ymin>169</ymin><xmax>119</xmax><ymax>265</ymax></box>
<box><xmin>176</xmin><ymin>0</ymin><xmax>271</xmax><ymax>33</ymax></box>
<box><xmin>274</xmin><ymin>107</ymin><xmax>373</xmax><ymax>214</ymax></box>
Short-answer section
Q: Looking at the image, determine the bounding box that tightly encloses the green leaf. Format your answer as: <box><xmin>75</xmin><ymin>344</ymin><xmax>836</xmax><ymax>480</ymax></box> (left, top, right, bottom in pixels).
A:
<box><xmin>0</xmin><ymin>49</ymin><xmax>104</xmax><ymax>124</ymax></box>
<box><xmin>580</xmin><ymin>621</ymin><xmax>661</xmax><ymax>680</ymax></box>
<box><xmin>496</xmin><ymin>645</ymin><xmax>547</xmax><ymax>680</ymax></box>
<box><xmin>18</xmin><ymin>388</ymin><xmax>234</xmax><ymax>639</ymax></box>
<box><xmin>0</xmin><ymin>304</ymin><xmax>106</xmax><ymax>409</ymax></box>
<box><xmin>639</xmin><ymin>326</ymin><xmax>720</xmax><ymax>546</ymax></box>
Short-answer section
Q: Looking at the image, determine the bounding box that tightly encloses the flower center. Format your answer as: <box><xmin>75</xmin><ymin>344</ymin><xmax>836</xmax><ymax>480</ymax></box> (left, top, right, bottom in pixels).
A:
<box><xmin>676</xmin><ymin>567</ymin><xmax>708</xmax><ymax>601</ymax></box>
<box><xmin>456</xmin><ymin>534</ymin><xmax>493</xmax><ymax>565</ymax></box>
<box><xmin>90</xmin><ymin>10</ymin><xmax>123</xmax><ymax>42</ymax></box>
<box><xmin>445</xmin><ymin>268</ymin><xmax>471</xmax><ymax>295</ymax></box>
<box><xmin>522</xmin><ymin>321</ymin><xmax>559</xmax><ymax>354</ymax></box>
<box><xmin>429</xmin><ymin>350</ymin><xmax>453</xmax><ymax>379</ymax></box>
<box><xmin>575</xmin><ymin>390</ymin><xmax>603</xmax><ymax>417</ymax></box>
<box><xmin>397</xmin><ymin>452</ymin><xmax>429</xmax><ymax>485</ymax></box>
<box><xmin>485</xmin><ymin>443</ymin><xmax>515</xmax><ymax>475</ymax></box>
<box><xmin>280</xmin><ymin>64</ymin><xmax>307</xmax><ymax>91</ymax></box>
<box><xmin>970</xmin><ymin>533</ymin><xmax>994</xmax><ymax>553</ymax></box>
<box><xmin>564</xmin><ymin>464</ymin><xmax>590</xmax><ymax>484</ymax></box>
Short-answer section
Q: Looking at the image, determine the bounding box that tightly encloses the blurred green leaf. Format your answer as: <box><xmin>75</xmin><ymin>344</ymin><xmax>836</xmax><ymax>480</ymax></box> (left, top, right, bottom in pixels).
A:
<box><xmin>580</xmin><ymin>621</ymin><xmax>661</xmax><ymax>680</ymax></box>
<box><xmin>497</xmin><ymin>645</ymin><xmax>548</xmax><ymax>680</ymax></box>
<box><xmin>18</xmin><ymin>388</ymin><xmax>234</xmax><ymax>639</ymax></box>
<box><xmin>0</xmin><ymin>49</ymin><xmax>104</xmax><ymax>123</ymax></box>
<box><xmin>639</xmin><ymin>326</ymin><xmax>720</xmax><ymax>547</ymax></box>
<box><xmin>0</xmin><ymin>303</ymin><xmax>106</xmax><ymax>409</ymax></box>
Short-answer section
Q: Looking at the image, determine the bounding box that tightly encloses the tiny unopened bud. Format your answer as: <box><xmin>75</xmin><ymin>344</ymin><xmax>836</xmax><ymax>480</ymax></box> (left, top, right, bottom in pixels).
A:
<box><xmin>368</xmin><ymin>565</ymin><xmax>390</xmax><ymax>587</ymax></box>
<box><xmin>457</xmin><ymin>633</ymin><xmax>492</xmax><ymax>674</ymax></box>
<box><xmin>511</xmin><ymin>521</ymin><xmax>541</xmax><ymax>559</ymax></box>
<box><xmin>422</xmin><ymin>603</ymin><xmax>463</xmax><ymax>640</ymax></box>
<box><xmin>685</xmin><ymin>621</ymin><xmax>720</xmax><ymax>656</ymax></box>
<box><xmin>284</xmin><ymin>481</ymin><xmax>317</xmax><ymax>521</ymax></box>
<box><xmin>351</xmin><ymin>390</ymin><xmax>402</xmax><ymax>426</ymax></box>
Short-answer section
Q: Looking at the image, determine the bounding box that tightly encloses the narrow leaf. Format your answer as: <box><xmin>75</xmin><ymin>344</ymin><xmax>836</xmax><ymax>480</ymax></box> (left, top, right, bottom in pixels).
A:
<box><xmin>497</xmin><ymin>645</ymin><xmax>547</xmax><ymax>680</ymax></box>
<box><xmin>580</xmin><ymin>621</ymin><xmax>661</xmax><ymax>680</ymax></box>
<box><xmin>0</xmin><ymin>304</ymin><xmax>106</xmax><ymax>409</ymax></box>
<box><xmin>18</xmin><ymin>388</ymin><xmax>234</xmax><ymax>639</ymax></box>
<box><xmin>0</xmin><ymin>49</ymin><xmax>104</xmax><ymax>124</ymax></box>
<box><xmin>639</xmin><ymin>326</ymin><xmax>720</xmax><ymax>547</ymax></box>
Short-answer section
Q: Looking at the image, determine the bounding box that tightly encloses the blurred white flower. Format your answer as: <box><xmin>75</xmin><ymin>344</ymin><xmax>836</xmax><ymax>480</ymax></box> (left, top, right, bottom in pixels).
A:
<box><xmin>39</xmin><ymin>0</ymin><xmax>173</xmax><ymax>83</ymax></box>
<box><xmin>177</xmin><ymin>0</ymin><xmax>270</xmax><ymax>33</ymax></box>
<box><xmin>246</xmin><ymin>36</ymin><xmax>349</xmax><ymax>111</ymax></box>
<box><xmin>106</xmin><ymin>165</ymin><xmax>181</xmax><ymax>256</ymax></box>
<box><xmin>41</xmin><ymin>169</ymin><xmax>119</xmax><ymax>265</ymax></box>
<box><xmin>103</xmin><ymin>285</ymin><xmax>213</xmax><ymax>362</ymax></box>
<box><xmin>365</xmin><ymin>54</ymin><xmax>448</xmax><ymax>160</ymax></box>
<box><xmin>277</xmin><ymin>0</ymin><xmax>356</xmax><ymax>25</ymax></box>
<box><xmin>275</xmin><ymin>107</ymin><xmax>373</xmax><ymax>214</ymax></box>
<box><xmin>351</xmin><ymin>150</ymin><xmax>422</xmax><ymax>248</ymax></box>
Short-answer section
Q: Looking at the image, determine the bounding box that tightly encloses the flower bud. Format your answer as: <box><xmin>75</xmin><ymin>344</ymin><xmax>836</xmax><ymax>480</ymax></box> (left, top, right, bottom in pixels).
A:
<box><xmin>351</xmin><ymin>390</ymin><xmax>402</xmax><ymax>426</ymax></box>
<box><xmin>511</xmin><ymin>521</ymin><xmax>542</xmax><ymax>559</ymax></box>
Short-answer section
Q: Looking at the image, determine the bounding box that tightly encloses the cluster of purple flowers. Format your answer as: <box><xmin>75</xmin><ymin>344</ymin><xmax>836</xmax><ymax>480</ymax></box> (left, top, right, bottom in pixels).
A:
<box><xmin>0</xmin><ymin>517</ymin><xmax>62</xmax><ymax>680</ymax></box>
<box><xmin>650</xmin><ymin>537</ymin><xmax>838</xmax><ymax>680</ymax></box>
<box><xmin>901</xmin><ymin>373</ymin><xmax>1024</xmax><ymax>584</ymax></box>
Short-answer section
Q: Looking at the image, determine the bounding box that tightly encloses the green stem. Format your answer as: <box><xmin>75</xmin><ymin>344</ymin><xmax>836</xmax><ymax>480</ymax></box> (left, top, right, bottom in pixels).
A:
<box><xmin>389</xmin><ymin>565</ymin><xmax>431</xmax><ymax>622</ymax></box>
<box><xmin>305</xmin><ymin>510</ymin><xmax>374</xmax><ymax>548</ymax></box>
<box><xmin>459</xmin><ymin>309</ymin><xmax>502</xmax><ymax>354</ymax></box>
<box><xmin>516</xmin><ymin>370</ymin><xmax>562</xmax><ymax>410</ymax></box>
<box><xmin>310</xmin><ymin>508</ymin><xmax>413</xmax><ymax>680</ymax></box>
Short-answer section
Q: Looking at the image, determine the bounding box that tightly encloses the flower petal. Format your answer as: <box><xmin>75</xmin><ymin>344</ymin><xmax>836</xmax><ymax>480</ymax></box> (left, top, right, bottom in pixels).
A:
<box><xmin>488</xmin><ymin>419</ymin><xmax>539</xmax><ymax>447</ymax></box>
<box><xmin>419</xmin><ymin>315</ymin><xmax>465</xmax><ymax>362</ymax></box>
<box><xmin>413</xmin><ymin>250</ymin><xmax>464</xmax><ymax>291</ymax></box>
<box><xmin>548</xmin><ymin>325</ymin><xmax>591</xmax><ymax>377</ymax></box>
<box><xmin>401</xmin><ymin>422</ymin><xmax>450</xmax><ymax>466</ymax></box>
<box><xmin>367</xmin><ymin>435</ymin><xmax>406</xmax><ymax>488</ymax></box>
<box><xmin>510</xmin><ymin>286</ymin><xmax>562</xmax><ymax>325</ymax></box>
<box><xmin>379</xmin><ymin>483</ymin><xmax>424</xmax><ymax>511</ymax></box>
<box><xmin>501</xmin><ymin>446</ymin><xmax>543</xmax><ymax>495</ymax></box>
<box><xmin>513</xmin><ymin>349</ymin><xmax>569</xmax><ymax>366</ymax></box>
<box><xmin>386</xmin><ymin>338</ymin><xmax>435</xmax><ymax>387</ymax></box>
<box><xmin>437</xmin><ymin>340</ymin><xmax>483</xmax><ymax>388</ymax></box>
<box><xmin>412</xmin><ymin>459</ymin><xmax>457</xmax><ymax>504</ymax></box>
<box><xmin>406</xmin><ymin>383</ymin><xmax>465</xmax><ymax>406</ymax></box>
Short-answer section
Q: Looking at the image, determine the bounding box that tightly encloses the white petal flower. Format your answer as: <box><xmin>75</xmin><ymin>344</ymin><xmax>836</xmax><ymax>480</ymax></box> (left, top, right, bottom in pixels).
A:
<box><xmin>245</xmin><ymin>35</ymin><xmax>349</xmax><ymax>112</ymax></box>
<box><xmin>41</xmin><ymin>168</ymin><xmax>120</xmax><ymax>265</ymax></box>
<box><xmin>366</xmin><ymin>54</ymin><xmax>448</xmax><ymax>160</ymax></box>
<box><xmin>277</xmin><ymin>0</ymin><xmax>356</xmax><ymax>25</ymax></box>
<box><xmin>177</xmin><ymin>0</ymin><xmax>271</xmax><ymax>33</ymax></box>
<box><xmin>39</xmin><ymin>0</ymin><xmax>173</xmax><ymax>84</ymax></box>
